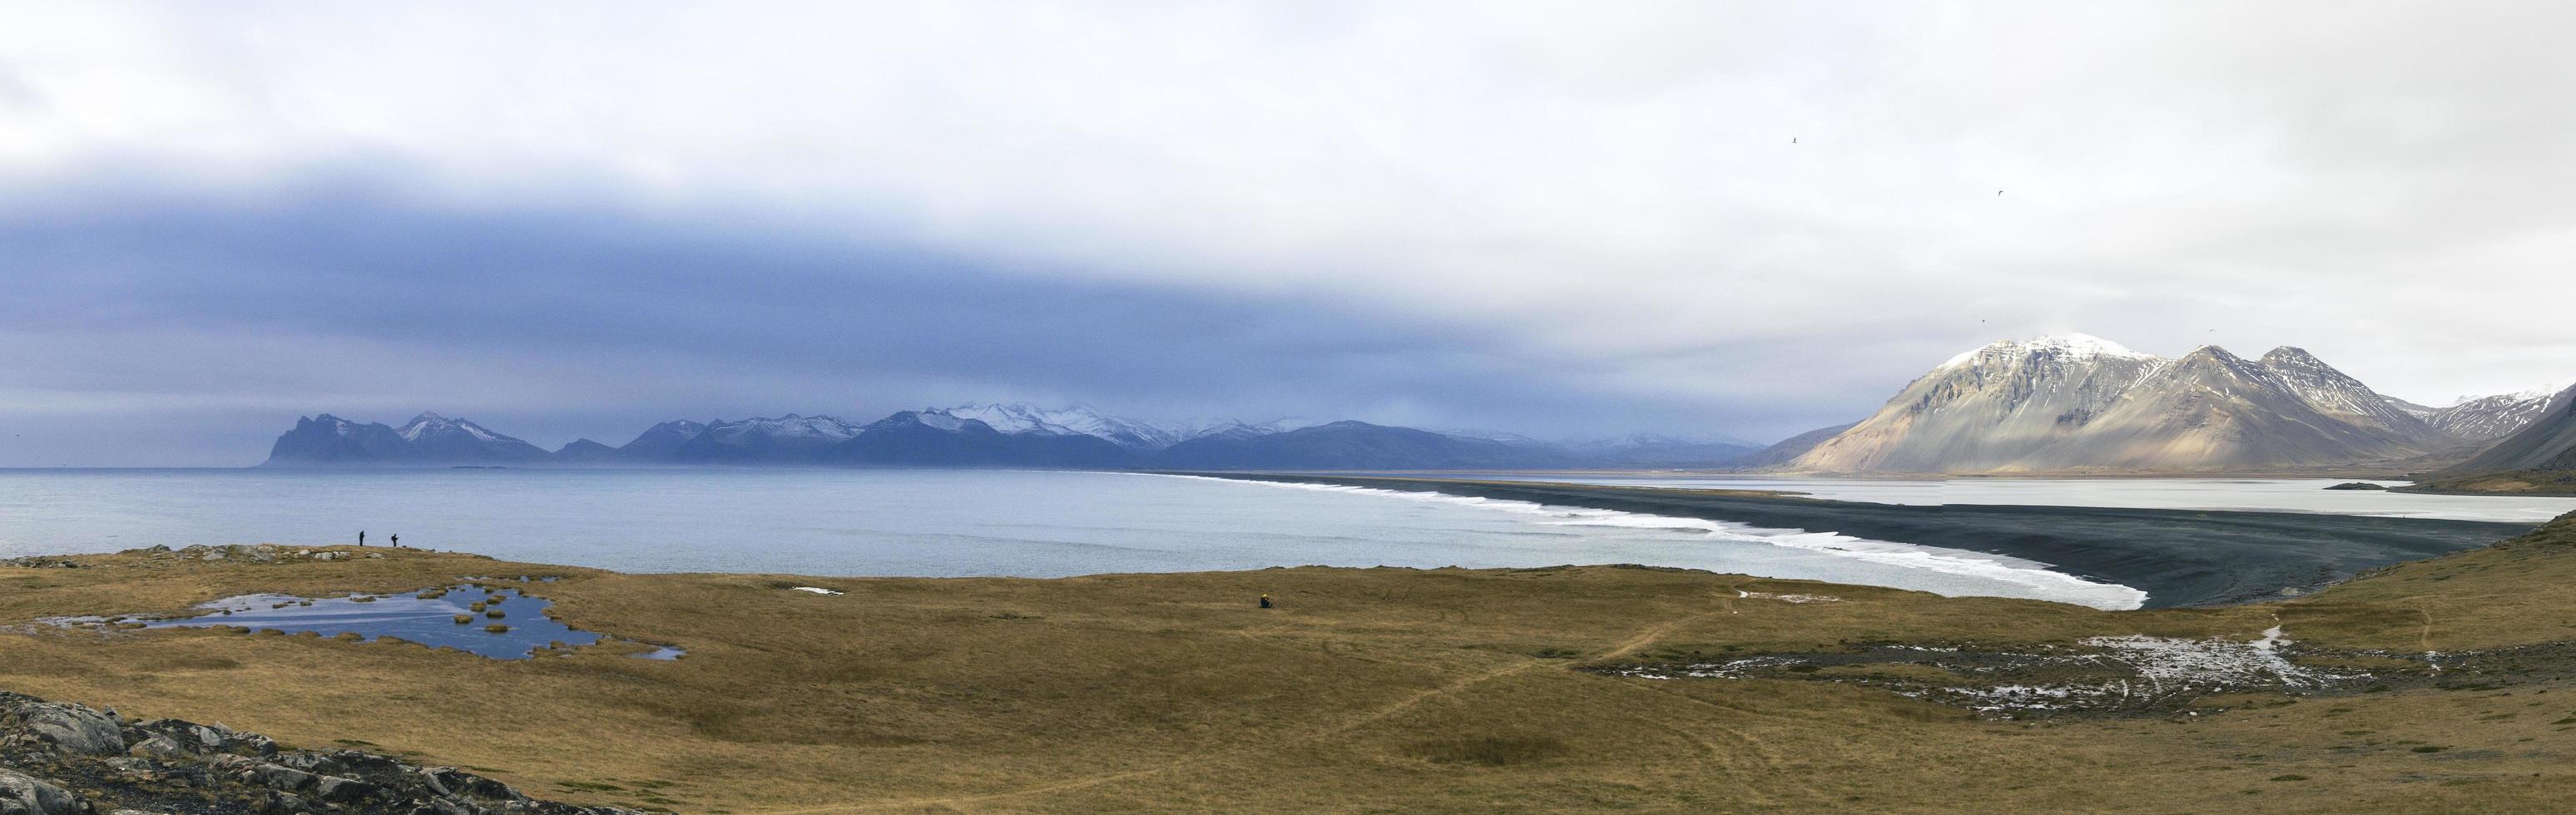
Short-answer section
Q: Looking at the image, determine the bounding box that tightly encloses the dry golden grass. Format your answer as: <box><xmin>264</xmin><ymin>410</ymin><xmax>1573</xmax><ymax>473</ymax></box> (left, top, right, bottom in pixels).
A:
<box><xmin>1</xmin><ymin>521</ymin><xmax>2574</xmax><ymax>813</ymax></box>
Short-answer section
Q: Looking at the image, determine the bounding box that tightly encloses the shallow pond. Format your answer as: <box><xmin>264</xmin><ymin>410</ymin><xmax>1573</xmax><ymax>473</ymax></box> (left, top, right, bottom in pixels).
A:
<box><xmin>141</xmin><ymin>584</ymin><xmax>678</xmax><ymax>660</ymax></box>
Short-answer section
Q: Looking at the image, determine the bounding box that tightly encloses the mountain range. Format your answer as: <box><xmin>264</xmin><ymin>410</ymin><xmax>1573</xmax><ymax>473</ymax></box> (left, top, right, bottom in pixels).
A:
<box><xmin>261</xmin><ymin>340</ymin><xmax>2567</xmax><ymax>476</ymax></box>
<box><xmin>2440</xmin><ymin>384</ymin><xmax>2576</xmax><ymax>475</ymax></box>
<box><xmin>260</xmin><ymin>405</ymin><xmax>1756</xmax><ymax>470</ymax></box>
<box><xmin>1775</xmin><ymin>334</ymin><xmax>2562</xmax><ymax>475</ymax></box>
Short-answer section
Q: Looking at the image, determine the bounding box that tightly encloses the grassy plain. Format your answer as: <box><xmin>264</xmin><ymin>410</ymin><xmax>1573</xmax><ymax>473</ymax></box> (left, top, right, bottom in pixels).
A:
<box><xmin>5</xmin><ymin>516</ymin><xmax>2576</xmax><ymax>813</ymax></box>
<box><xmin>2405</xmin><ymin>469</ymin><xmax>2576</xmax><ymax>496</ymax></box>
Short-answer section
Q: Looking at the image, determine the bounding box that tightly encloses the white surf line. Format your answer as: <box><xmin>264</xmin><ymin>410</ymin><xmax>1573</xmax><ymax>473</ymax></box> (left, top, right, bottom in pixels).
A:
<box><xmin>1140</xmin><ymin>473</ymin><xmax>2149</xmax><ymax>611</ymax></box>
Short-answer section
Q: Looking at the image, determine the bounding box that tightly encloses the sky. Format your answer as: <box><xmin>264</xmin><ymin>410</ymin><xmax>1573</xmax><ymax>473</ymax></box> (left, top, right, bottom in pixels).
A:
<box><xmin>2</xmin><ymin>2</ymin><xmax>2572</xmax><ymax>466</ymax></box>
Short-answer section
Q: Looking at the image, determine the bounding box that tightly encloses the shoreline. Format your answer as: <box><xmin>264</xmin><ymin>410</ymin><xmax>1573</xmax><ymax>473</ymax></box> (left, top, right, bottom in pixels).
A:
<box><xmin>1189</xmin><ymin>472</ymin><xmax>2536</xmax><ymax>609</ymax></box>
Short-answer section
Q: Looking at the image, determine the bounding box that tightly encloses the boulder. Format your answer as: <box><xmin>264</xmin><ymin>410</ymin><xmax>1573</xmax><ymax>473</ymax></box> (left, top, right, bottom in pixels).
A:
<box><xmin>247</xmin><ymin>763</ymin><xmax>316</xmax><ymax>792</ymax></box>
<box><xmin>0</xmin><ymin>768</ymin><xmax>82</xmax><ymax>815</ymax></box>
<box><xmin>125</xmin><ymin>734</ymin><xmax>192</xmax><ymax>760</ymax></box>
<box><xmin>313</xmin><ymin>775</ymin><xmax>379</xmax><ymax>804</ymax></box>
<box><xmin>424</xmin><ymin>768</ymin><xmax>525</xmax><ymax>803</ymax></box>
<box><xmin>5</xmin><ymin>700</ymin><xmax>125</xmax><ymax>756</ymax></box>
<box><xmin>2</xmin><ymin>691</ymin><xmax>642</xmax><ymax>814</ymax></box>
<box><xmin>131</xmin><ymin>719</ymin><xmax>278</xmax><ymax>757</ymax></box>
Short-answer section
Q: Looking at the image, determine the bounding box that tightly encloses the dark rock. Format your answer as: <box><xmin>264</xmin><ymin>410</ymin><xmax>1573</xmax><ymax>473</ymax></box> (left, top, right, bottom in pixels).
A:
<box><xmin>2325</xmin><ymin>482</ymin><xmax>2390</xmax><ymax>491</ymax></box>
<box><xmin>424</xmin><ymin>768</ymin><xmax>525</xmax><ymax>803</ymax></box>
<box><xmin>2</xmin><ymin>691</ymin><xmax>642</xmax><ymax>814</ymax></box>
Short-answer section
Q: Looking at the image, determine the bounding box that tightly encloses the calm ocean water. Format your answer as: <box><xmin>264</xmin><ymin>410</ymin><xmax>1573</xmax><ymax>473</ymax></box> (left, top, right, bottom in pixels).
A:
<box><xmin>4</xmin><ymin>468</ymin><xmax>2559</xmax><ymax>610</ymax></box>
<box><xmin>5</xmin><ymin>465</ymin><xmax>2555</xmax><ymax>606</ymax></box>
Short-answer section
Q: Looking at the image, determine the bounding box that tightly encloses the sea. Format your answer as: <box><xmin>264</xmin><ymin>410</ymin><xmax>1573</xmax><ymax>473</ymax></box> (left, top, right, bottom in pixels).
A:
<box><xmin>3</xmin><ymin>469</ymin><xmax>2569</xmax><ymax>612</ymax></box>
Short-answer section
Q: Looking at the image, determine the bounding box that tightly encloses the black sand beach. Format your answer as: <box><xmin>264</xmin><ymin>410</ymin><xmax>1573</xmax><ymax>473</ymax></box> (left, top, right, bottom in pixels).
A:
<box><xmin>1206</xmin><ymin>474</ymin><xmax>2537</xmax><ymax>608</ymax></box>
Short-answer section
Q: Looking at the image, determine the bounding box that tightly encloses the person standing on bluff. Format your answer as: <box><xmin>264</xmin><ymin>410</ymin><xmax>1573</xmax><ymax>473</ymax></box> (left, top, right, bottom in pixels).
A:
<box><xmin>358</xmin><ymin>531</ymin><xmax>366</xmax><ymax>546</ymax></box>
<box><xmin>389</xmin><ymin>534</ymin><xmax>399</xmax><ymax>549</ymax></box>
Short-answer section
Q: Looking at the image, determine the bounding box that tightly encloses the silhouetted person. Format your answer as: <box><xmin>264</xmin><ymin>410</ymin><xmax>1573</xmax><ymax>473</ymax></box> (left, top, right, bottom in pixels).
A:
<box><xmin>389</xmin><ymin>534</ymin><xmax>399</xmax><ymax>549</ymax></box>
<box><xmin>1259</xmin><ymin>594</ymin><xmax>1273</xmax><ymax>609</ymax></box>
<box><xmin>358</xmin><ymin>531</ymin><xmax>365</xmax><ymax>547</ymax></box>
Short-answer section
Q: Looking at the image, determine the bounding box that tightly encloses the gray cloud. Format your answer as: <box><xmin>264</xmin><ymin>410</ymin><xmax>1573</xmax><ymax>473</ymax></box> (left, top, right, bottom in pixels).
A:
<box><xmin>1</xmin><ymin>2</ymin><xmax>2573</xmax><ymax>463</ymax></box>
<box><xmin>0</xmin><ymin>179</ymin><xmax>1866</xmax><ymax>465</ymax></box>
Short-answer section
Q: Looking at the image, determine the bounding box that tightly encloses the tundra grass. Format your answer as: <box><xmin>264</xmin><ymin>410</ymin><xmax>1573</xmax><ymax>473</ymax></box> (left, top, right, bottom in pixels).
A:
<box><xmin>2</xmin><ymin>518</ymin><xmax>2574</xmax><ymax>813</ymax></box>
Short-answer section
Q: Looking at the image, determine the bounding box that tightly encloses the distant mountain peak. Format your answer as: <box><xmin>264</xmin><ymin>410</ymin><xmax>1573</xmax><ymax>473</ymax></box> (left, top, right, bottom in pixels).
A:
<box><xmin>1799</xmin><ymin>337</ymin><xmax>2436</xmax><ymax>473</ymax></box>
<box><xmin>265</xmin><ymin>411</ymin><xmax>544</xmax><ymax>467</ymax></box>
<box><xmin>2498</xmin><ymin>381</ymin><xmax>2575</xmax><ymax>403</ymax></box>
<box><xmin>929</xmin><ymin>403</ymin><xmax>1184</xmax><ymax>450</ymax></box>
<box><xmin>2179</xmin><ymin>343</ymin><xmax>2244</xmax><ymax>362</ymax></box>
<box><xmin>395</xmin><ymin>412</ymin><xmax>523</xmax><ymax>445</ymax></box>
<box><xmin>2428</xmin><ymin>382</ymin><xmax>2576</xmax><ymax>441</ymax></box>
<box><xmin>1939</xmin><ymin>333</ymin><xmax>2161</xmax><ymax>370</ymax></box>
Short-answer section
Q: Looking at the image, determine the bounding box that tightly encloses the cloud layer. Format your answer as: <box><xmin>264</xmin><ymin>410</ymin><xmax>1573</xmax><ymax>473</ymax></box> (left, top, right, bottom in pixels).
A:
<box><xmin>1</xmin><ymin>2</ymin><xmax>2571</xmax><ymax>464</ymax></box>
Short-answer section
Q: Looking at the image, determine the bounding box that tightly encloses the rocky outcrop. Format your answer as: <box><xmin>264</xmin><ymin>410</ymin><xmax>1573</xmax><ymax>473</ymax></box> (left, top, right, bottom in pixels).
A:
<box><xmin>0</xmin><ymin>691</ymin><xmax>642</xmax><ymax>814</ymax></box>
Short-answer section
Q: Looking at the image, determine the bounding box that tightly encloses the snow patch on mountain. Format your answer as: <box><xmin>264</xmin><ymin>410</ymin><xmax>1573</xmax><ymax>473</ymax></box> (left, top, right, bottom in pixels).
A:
<box><xmin>1939</xmin><ymin>333</ymin><xmax>2162</xmax><ymax>370</ymax></box>
<box><xmin>704</xmin><ymin>414</ymin><xmax>864</xmax><ymax>442</ymax></box>
<box><xmin>1794</xmin><ymin>334</ymin><xmax>2438</xmax><ymax>472</ymax></box>
<box><xmin>911</xmin><ymin>411</ymin><xmax>970</xmax><ymax>432</ymax></box>
<box><xmin>2429</xmin><ymin>382</ymin><xmax>2574</xmax><ymax>440</ymax></box>
<box><xmin>398</xmin><ymin>412</ymin><xmax>523</xmax><ymax>444</ymax></box>
<box><xmin>933</xmin><ymin>403</ymin><xmax>1179</xmax><ymax>448</ymax></box>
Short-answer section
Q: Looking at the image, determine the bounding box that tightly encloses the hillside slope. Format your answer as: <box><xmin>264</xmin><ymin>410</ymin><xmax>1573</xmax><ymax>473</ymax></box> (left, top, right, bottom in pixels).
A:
<box><xmin>1789</xmin><ymin>335</ymin><xmax>2440</xmax><ymax>473</ymax></box>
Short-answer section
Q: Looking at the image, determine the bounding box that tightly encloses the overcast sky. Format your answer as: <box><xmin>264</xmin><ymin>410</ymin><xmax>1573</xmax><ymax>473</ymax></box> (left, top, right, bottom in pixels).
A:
<box><xmin>2</xmin><ymin>2</ymin><xmax>2572</xmax><ymax>466</ymax></box>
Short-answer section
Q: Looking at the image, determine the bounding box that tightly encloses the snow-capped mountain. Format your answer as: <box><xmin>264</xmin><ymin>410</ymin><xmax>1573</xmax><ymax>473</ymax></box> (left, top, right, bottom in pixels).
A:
<box><xmin>2252</xmin><ymin>348</ymin><xmax>2440</xmax><ymax>442</ymax></box>
<box><xmin>1175</xmin><ymin>417</ymin><xmax>1320</xmax><ymax>441</ymax></box>
<box><xmin>931</xmin><ymin>403</ymin><xmax>1182</xmax><ymax>450</ymax></box>
<box><xmin>394</xmin><ymin>412</ymin><xmax>552</xmax><ymax>463</ymax></box>
<box><xmin>255</xmin><ymin>405</ymin><xmax>1775</xmax><ymax>471</ymax></box>
<box><xmin>2428</xmin><ymin>382</ymin><xmax>2574</xmax><ymax>441</ymax></box>
<box><xmin>261</xmin><ymin>414</ymin><xmax>419</xmax><ymax>466</ymax></box>
<box><xmin>668</xmin><ymin>414</ymin><xmax>868</xmax><ymax>463</ymax></box>
<box><xmin>1167</xmin><ymin>420</ymin><xmax>1286</xmax><ymax>444</ymax></box>
<box><xmin>2442</xmin><ymin>384</ymin><xmax>2576</xmax><ymax>474</ymax></box>
<box><xmin>824</xmin><ymin>411</ymin><xmax>1137</xmax><ymax>467</ymax></box>
<box><xmin>1789</xmin><ymin>335</ymin><xmax>2442</xmax><ymax>473</ymax></box>
<box><xmin>261</xmin><ymin>412</ymin><xmax>547</xmax><ymax>466</ymax></box>
<box><xmin>1791</xmin><ymin>334</ymin><xmax>2172</xmax><ymax>472</ymax></box>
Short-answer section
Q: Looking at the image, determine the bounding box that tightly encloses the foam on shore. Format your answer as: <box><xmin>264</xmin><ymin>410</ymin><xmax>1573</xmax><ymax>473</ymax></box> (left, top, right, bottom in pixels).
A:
<box><xmin>1158</xmin><ymin>474</ymin><xmax>2149</xmax><ymax>610</ymax></box>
